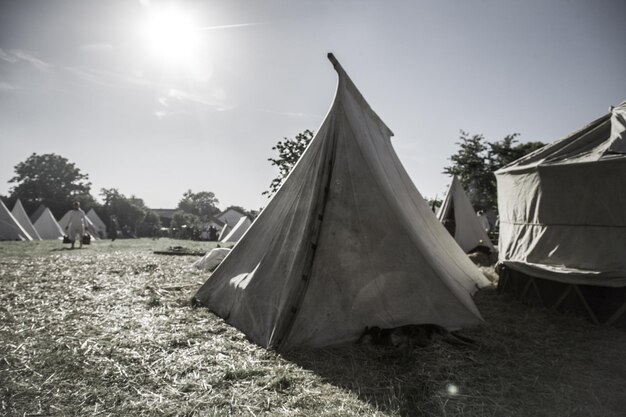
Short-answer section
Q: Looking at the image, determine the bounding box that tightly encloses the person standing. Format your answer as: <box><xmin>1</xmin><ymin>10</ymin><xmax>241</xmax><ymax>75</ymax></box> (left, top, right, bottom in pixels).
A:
<box><xmin>109</xmin><ymin>215</ymin><xmax>119</xmax><ymax>241</ymax></box>
<box><xmin>65</xmin><ymin>201</ymin><xmax>87</xmax><ymax>249</ymax></box>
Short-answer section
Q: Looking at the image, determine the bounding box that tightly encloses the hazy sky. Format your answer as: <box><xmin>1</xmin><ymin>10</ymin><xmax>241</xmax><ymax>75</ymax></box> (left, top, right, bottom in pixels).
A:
<box><xmin>1</xmin><ymin>0</ymin><xmax>625</xmax><ymax>211</ymax></box>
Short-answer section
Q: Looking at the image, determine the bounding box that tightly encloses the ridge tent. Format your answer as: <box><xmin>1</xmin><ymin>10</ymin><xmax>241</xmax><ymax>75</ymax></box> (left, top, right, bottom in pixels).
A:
<box><xmin>12</xmin><ymin>199</ymin><xmax>41</xmax><ymax>240</ymax></box>
<box><xmin>496</xmin><ymin>101</ymin><xmax>626</xmax><ymax>326</ymax></box>
<box><xmin>33</xmin><ymin>207</ymin><xmax>64</xmax><ymax>240</ymax></box>
<box><xmin>194</xmin><ymin>54</ymin><xmax>490</xmax><ymax>351</ymax></box>
<box><xmin>87</xmin><ymin>208</ymin><xmax>108</xmax><ymax>238</ymax></box>
<box><xmin>437</xmin><ymin>176</ymin><xmax>495</xmax><ymax>254</ymax></box>
<box><xmin>219</xmin><ymin>216</ymin><xmax>251</xmax><ymax>243</ymax></box>
<box><xmin>0</xmin><ymin>199</ymin><xmax>32</xmax><ymax>241</ymax></box>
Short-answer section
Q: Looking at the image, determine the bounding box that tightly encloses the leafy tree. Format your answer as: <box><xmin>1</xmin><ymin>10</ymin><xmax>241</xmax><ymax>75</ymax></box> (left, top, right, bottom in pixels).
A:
<box><xmin>99</xmin><ymin>188</ymin><xmax>160</xmax><ymax>237</ymax></box>
<box><xmin>444</xmin><ymin>131</ymin><xmax>544</xmax><ymax>210</ymax></box>
<box><xmin>8</xmin><ymin>153</ymin><xmax>95</xmax><ymax>217</ymax></box>
<box><xmin>264</xmin><ymin>130</ymin><xmax>314</xmax><ymax>196</ymax></box>
<box><xmin>177</xmin><ymin>190</ymin><xmax>220</xmax><ymax>219</ymax></box>
<box><xmin>171</xmin><ymin>210</ymin><xmax>202</xmax><ymax>240</ymax></box>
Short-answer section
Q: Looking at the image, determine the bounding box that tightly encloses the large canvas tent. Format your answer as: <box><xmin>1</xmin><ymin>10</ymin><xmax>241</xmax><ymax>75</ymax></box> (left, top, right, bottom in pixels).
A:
<box><xmin>0</xmin><ymin>199</ymin><xmax>32</xmax><ymax>241</ymax></box>
<box><xmin>194</xmin><ymin>54</ymin><xmax>489</xmax><ymax>351</ymax></box>
<box><xmin>496</xmin><ymin>101</ymin><xmax>626</xmax><ymax>326</ymax></box>
<box><xmin>12</xmin><ymin>199</ymin><xmax>41</xmax><ymax>240</ymax></box>
<box><xmin>437</xmin><ymin>176</ymin><xmax>495</xmax><ymax>254</ymax></box>
<box><xmin>33</xmin><ymin>207</ymin><xmax>64</xmax><ymax>240</ymax></box>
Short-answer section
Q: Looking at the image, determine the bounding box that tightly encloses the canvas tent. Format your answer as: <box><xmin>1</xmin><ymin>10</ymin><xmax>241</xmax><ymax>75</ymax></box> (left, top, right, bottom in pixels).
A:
<box><xmin>195</xmin><ymin>248</ymin><xmax>231</xmax><ymax>272</ymax></box>
<box><xmin>0</xmin><ymin>199</ymin><xmax>32</xmax><ymax>241</ymax></box>
<box><xmin>194</xmin><ymin>54</ymin><xmax>490</xmax><ymax>351</ymax></box>
<box><xmin>217</xmin><ymin>224</ymin><xmax>229</xmax><ymax>241</ymax></box>
<box><xmin>496</xmin><ymin>101</ymin><xmax>626</xmax><ymax>326</ymax></box>
<box><xmin>30</xmin><ymin>204</ymin><xmax>46</xmax><ymax>223</ymax></box>
<box><xmin>87</xmin><ymin>208</ymin><xmax>108</xmax><ymax>238</ymax></box>
<box><xmin>12</xmin><ymin>199</ymin><xmax>41</xmax><ymax>240</ymax></box>
<box><xmin>219</xmin><ymin>216</ymin><xmax>251</xmax><ymax>243</ymax></box>
<box><xmin>33</xmin><ymin>207</ymin><xmax>64</xmax><ymax>240</ymax></box>
<box><xmin>437</xmin><ymin>176</ymin><xmax>495</xmax><ymax>253</ymax></box>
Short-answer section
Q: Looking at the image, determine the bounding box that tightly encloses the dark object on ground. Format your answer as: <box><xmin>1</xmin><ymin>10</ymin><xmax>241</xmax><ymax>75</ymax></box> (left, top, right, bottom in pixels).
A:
<box><xmin>153</xmin><ymin>246</ymin><xmax>206</xmax><ymax>256</ymax></box>
<box><xmin>356</xmin><ymin>324</ymin><xmax>476</xmax><ymax>349</ymax></box>
<box><xmin>82</xmin><ymin>234</ymin><xmax>91</xmax><ymax>245</ymax></box>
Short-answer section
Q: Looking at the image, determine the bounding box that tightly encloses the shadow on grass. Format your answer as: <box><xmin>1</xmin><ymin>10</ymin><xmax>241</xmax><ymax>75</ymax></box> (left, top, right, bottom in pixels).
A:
<box><xmin>283</xmin><ymin>288</ymin><xmax>626</xmax><ymax>417</ymax></box>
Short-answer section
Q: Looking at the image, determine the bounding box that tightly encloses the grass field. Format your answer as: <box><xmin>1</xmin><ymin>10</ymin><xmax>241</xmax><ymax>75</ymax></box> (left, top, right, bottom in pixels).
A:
<box><xmin>1</xmin><ymin>239</ymin><xmax>626</xmax><ymax>416</ymax></box>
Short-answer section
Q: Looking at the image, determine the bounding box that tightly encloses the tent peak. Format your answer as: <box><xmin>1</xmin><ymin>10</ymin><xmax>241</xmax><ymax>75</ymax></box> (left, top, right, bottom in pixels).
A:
<box><xmin>327</xmin><ymin>52</ymin><xmax>339</xmax><ymax>68</ymax></box>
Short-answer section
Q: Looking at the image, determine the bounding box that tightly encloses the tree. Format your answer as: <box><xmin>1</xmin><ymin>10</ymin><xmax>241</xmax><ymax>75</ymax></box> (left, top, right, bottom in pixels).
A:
<box><xmin>444</xmin><ymin>131</ymin><xmax>494</xmax><ymax>210</ymax></box>
<box><xmin>99</xmin><ymin>188</ymin><xmax>160</xmax><ymax>237</ymax></box>
<box><xmin>264</xmin><ymin>129</ymin><xmax>314</xmax><ymax>196</ymax></box>
<box><xmin>8</xmin><ymin>153</ymin><xmax>95</xmax><ymax>217</ymax></box>
<box><xmin>444</xmin><ymin>131</ymin><xmax>545</xmax><ymax>210</ymax></box>
<box><xmin>177</xmin><ymin>190</ymin><xmax>220</xmax><ymax>219</ymax></box>
<box><xmin>171</xmin><ymin>210</ymin><xmax>202</xmax><ymax>240</ymax></box>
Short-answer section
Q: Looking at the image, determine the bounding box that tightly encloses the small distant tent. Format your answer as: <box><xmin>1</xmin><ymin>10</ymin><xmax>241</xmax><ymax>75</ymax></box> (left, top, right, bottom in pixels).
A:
<box><xmin>12</xmin><ymin>199</ymin><xmax>42</xmax><ymax>240</ymax></box>
<box><xmin>0</xmin><ymin>199</ymin><xmax>32</xmax><ymax>241</ymax></box>
<box><xmin>219</xmin><ymin>216</ymin><xmax>252</xmax><ymax>243</ymax></box>
<box><xmin>216</xmin><ymin>208</ymin><xmax>247</xmax><ymax>229</ymax></box>
<box><xmin>496</xmin><ymin>101</ymin><xmax>626</xmax><ymax>326</ymax></box>
<box><xmin>58</xmin><ymin>210</ymin><xmax>98</xmax><ymax>239</ymax></box>
<box><xmin>87</xmin><ymin>209</ymin><xmax>108</xmax><ymax>239</ymax></box>
<box><xmin>30</xmin><ymin>204</ymin><xmax>47</xmax><ymax>223</ymax></box>
<box><xmin>194</xmin><ymin>54</ymin><xmax>489</xmax><ymax>351</ymax></box>
<box><xmin>33</xmin><ymin>207</ymin><xmax>64</xmax><ymax>240</ymax></box>
<box><xmin>437</xmin><ymin>176</ymin><xmax>495</xmax><ymax>253</ymax></box>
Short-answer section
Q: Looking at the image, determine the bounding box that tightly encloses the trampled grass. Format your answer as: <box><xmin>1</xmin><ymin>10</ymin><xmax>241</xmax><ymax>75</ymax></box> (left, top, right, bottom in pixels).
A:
<box><xmin>1</xmin><ymin>239</ymin><xmax>626</xmax><ymax>416</ymax></box>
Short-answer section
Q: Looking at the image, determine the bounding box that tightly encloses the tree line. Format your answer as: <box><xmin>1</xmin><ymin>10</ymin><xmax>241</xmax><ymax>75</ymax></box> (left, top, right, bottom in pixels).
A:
<box><xmin>3</xmin><ymin>130</ymin><xmax>544</xmax><ymax>238</ymax></box>
<box><xmin>0</xmin><ymin>153</ymin><xmax>254</xmax><ymax>239</ymax></box>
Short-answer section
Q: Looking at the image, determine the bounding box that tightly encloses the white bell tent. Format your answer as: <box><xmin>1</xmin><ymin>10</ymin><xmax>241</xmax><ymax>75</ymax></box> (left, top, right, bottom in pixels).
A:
<box><xmin>194</xmin><ymin>54</ymin><xmax>489</xmax><ymax>351</ymax></box>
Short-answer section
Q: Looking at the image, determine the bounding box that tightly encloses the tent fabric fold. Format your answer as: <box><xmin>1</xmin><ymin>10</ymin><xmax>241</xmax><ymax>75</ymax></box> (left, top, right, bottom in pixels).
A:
<box><xmin>496</xmin><ymin>101</ymin><xmax>626</xmax><ymax>286</ymax></box>
<box><xmin>195</xmin><ymin>54</ymin><xmax>489</xmax><ymax>351</ymax></box>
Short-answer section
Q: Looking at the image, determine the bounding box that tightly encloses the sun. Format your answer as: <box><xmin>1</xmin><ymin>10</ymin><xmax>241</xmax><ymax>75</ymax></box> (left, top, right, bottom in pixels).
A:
<box><xmin>139</xmin><ymin>5</ymin><xmax>200</xmax><ymax>68</ymax></box>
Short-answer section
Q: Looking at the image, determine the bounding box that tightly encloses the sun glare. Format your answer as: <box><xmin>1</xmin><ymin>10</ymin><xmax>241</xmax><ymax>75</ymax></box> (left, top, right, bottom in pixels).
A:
<box><xmin>139</xmin><ymin>5</ymin><xmax>199</xmax><ymax>68</ymax></box>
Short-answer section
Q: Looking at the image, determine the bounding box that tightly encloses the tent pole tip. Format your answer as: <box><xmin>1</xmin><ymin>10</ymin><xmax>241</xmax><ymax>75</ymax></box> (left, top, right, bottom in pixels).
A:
<box><xmin>327</xmin><ymin>52</ymin><xmax>339</xmax><ymax>67</ymax></box>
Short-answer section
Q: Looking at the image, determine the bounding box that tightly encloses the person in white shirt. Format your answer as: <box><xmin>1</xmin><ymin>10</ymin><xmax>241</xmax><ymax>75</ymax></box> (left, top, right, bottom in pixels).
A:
<box><xmin>65</xmin><ymin>201</ymin><xmax>87</xmax><ymax>249</ymax></box>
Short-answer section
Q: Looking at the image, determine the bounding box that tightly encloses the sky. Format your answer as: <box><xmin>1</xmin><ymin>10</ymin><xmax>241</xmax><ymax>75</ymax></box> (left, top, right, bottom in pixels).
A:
<box><xmin>1</xmin><ymin>0</ymin><xmax>625</xmax><ymax>211</ymax></box>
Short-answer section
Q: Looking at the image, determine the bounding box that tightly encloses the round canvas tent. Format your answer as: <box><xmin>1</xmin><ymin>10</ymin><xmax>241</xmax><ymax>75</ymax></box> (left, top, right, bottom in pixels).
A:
<box><xmin>496</xmin><ymin>101</ymin><xmax>626</xmax><ymax>326</ymax></box>
<box><xmin>194</xmin><ymin>54</ymin><xmax>490</xmax><ymax>351</ymax></box>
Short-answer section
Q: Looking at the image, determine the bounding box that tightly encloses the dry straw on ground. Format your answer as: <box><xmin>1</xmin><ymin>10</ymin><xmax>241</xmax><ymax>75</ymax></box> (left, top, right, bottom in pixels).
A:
<box><xmin>1</xmin><ymin>239</ymin><xmax>626</xmax><ymax>416</ymax></box>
